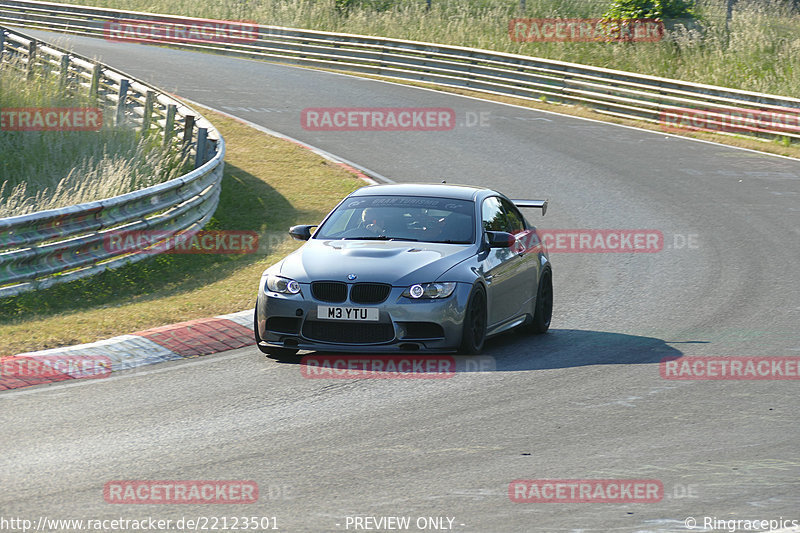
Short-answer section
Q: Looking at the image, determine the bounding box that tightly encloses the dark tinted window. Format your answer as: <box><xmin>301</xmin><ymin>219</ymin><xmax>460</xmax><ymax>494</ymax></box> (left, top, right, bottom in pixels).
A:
<box><xmin>482</xmin><ymin>197</ymin><xmax>509</xmax><ymax>232</ymax></box>
<box><xmin>314</xmin><ymin>195</ymin><xmax>475</xmax><ymax>243</ymax></box>
<box><xmin>500</xmin><ymin>198</ymin><xmax>526</xmax><ymax>234</ymax></box>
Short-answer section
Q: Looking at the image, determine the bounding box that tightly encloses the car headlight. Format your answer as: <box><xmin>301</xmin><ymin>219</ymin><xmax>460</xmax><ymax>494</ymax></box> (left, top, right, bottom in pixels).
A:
<box><xmin>402</xmin><ymin>282</ymin><xmax>456</xmax><ymax>299</ymax></box>
<box><xmin>266</xmin><ymin>275</ymin><xmax>301</xmax><ymax>294</ymax></box>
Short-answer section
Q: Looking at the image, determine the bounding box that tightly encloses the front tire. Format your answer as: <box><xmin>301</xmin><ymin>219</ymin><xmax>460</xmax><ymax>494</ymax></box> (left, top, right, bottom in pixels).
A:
<box><xmin>459</xmin><ymin>285</ymin><xmax>487</xmax><ymax>354</ymax></box>
<box><xmin>529</xmin><ymin>269</ymin><xmax>552</xmax><ymax>334</ymax></box>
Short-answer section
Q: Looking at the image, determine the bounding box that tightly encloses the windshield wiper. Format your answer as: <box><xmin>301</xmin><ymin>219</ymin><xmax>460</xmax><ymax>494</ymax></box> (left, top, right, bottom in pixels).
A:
<box><xmin>429</xmin><ymin>239</ymin><xmax>472</xmax><ymax>244</ymax></box>
<box><xmin>342</xmin><ymin>236</ymin><xmax>418</xmax><ymax>241</ymax></box>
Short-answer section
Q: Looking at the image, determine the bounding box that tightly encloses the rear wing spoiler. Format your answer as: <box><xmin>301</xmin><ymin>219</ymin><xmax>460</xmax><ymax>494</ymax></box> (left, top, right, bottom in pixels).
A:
<box><xmin>512</xmin><ymin>199</ymin><xmax>548</xmax><ymax>216</ymax></box>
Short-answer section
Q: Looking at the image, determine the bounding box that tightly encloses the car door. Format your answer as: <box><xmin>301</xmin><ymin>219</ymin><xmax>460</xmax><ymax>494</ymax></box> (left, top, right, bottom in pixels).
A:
<box><xmin>499</xmin><ymin>197</ymin><xmax>540</xmax><ymax>317</ymax></box>
<box><xmin>480</xmin><ymin>196</ymin><xmax>520</xmax><ymax>328</ymax></box>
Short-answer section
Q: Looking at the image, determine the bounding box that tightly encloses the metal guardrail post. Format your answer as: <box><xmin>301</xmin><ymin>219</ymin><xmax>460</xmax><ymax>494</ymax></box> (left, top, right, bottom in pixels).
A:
<box><xmin>59</xmin><ymin>54</ymin><xmax>69</xmax><ymax>90</ymax></box>
<box><xmin>207</xmin><ymin>138</ymin><xmax>217</xmax><ymax>165</ymax></box>
<box><xmin>182</xmin><ymin>114</ymin><xmax>195</xmax><ymax>145</ymax></box>
<box><xmin>115</xmin><ymin>77</ymin><xmax>129</xmax><ymax>126</ymax></box>
<box><xmin>89</xmin><ymin>63</ymin><xmax>100</xmax><ymax>97</ymax></box>
<box><xmin>0</xmin><ymin>29</ymin><xmax>5</xmax><ymax>58</ymax></box>
<box><xmin>195</xmin><ymin>127</ymin><xmax>208</xmax><ymax>168</ymax></box>
<box><xmin>726</xmin><ymin>0</ymin><xmax>735</xmax><ymax>32</ymax></box>
<box><xmin>182</xmin><ymin>114</ymin><xmax>196</xmax><ymax>161</ymax></box>
<box><xmin>164</xmin><ymin>103</ymin><xmax>176</xmax><ymax>147</ymax></box>
<box><xmin>142</xmin><ymin>90</ymin><xmax>154</xmax><ymax>134</ymax></box>
<box><xmin>26</xmin><ymin>39</ymin><xmax>35</xmax><ymax>79</ymax></box>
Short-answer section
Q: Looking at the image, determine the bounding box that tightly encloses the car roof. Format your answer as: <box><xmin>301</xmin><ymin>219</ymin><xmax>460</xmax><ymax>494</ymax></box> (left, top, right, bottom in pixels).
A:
<box><xmin>349</xmin><ymin>183</ymin><xmax>492</xmax><ymax>201</ymax></box>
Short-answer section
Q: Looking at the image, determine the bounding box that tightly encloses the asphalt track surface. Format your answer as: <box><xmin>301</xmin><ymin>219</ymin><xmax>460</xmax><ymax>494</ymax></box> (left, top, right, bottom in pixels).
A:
<box><xmin>2</xmin><ymin>28</ymin><xmax>799</xmax><ymax>533</ymax></box>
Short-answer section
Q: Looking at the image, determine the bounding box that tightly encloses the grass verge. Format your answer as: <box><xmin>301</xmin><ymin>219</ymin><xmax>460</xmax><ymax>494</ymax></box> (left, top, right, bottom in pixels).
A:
<box><xmin>0</xmin><ymin>104</ymin><xmax>363</xmax><ymax>356</ymax></box>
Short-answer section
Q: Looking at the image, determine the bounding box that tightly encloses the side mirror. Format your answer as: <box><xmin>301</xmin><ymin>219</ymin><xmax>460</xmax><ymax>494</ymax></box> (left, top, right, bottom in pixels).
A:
<box><xmin>485</xmin><ymin>231</ymin><xmax>514</xmax><ymax>248</ymax></box>
<box><xmin>289</xmin><ymin>224</ymin><xmax>316</xmax><ymax>241</ymax></box>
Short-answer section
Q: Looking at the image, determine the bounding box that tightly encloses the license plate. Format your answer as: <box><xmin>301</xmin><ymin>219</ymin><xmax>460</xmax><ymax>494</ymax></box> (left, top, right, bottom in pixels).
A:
<box><xmin>317</xmin><ymin>306</ymin><xmax>379</xmax><ymax>321</ymax></box>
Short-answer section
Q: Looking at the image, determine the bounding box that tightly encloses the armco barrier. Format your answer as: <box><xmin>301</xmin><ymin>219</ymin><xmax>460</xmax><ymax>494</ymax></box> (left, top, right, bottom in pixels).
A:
<box><xmin>0</xmin><ymin>0</ymin><xmax>798</xmax><ymax>141</ymax></box>
<box><xmin>0</xmin><ymin>24</ymin><xmax>224</xmax><ymax>298</ymax></box>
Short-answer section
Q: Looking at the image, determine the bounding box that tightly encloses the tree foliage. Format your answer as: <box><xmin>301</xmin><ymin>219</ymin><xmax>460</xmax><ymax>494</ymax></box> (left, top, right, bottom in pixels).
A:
<box><xmin>603</xmin><ymin>0</ymin><xmax>697</xmax><ymax>20</ymax></box>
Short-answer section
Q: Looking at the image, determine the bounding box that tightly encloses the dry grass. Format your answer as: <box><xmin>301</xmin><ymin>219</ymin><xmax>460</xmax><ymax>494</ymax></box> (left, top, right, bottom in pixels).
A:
<box><xmin>0</xmin><ymin>59</ymin><xmax>186</xmax><ymax>217</ymax></box>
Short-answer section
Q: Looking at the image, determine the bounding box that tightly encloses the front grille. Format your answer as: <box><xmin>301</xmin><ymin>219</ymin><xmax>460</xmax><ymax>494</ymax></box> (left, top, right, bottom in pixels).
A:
<box><xmin>350</xmin><ymin>283</ymin><xmax>392</xmax><ymax>304</ymax></box>
<box><xmin>399</xmin><ymin>322</ymin><xmax>445</xmax><ymax>339</ymax></box>
<box><xmin>302</xmin><ymin>321</ymin><xmax>395</xmax><ymax>344</ymax></box>
<box><xmin>311</xmin><ymin>281</ymin><xmax>391</xmax><ymax>303</ymax></box>
<box><xmin>311</xmin><ymin>281</ymin><xmax>347</xmax><ymax>303</ymax></box>
<box><xmin>265</xmin><ymin>317</ymin><xmax>301</xmax><ymax>334</ymax></box>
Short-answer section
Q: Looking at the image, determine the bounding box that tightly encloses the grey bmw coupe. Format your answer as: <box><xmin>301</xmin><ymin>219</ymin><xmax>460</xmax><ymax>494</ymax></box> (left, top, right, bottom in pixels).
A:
<box><xmin>254</xmin><ymin>183</ymin><xmax>552</xmax><ymax>358</ymax></box>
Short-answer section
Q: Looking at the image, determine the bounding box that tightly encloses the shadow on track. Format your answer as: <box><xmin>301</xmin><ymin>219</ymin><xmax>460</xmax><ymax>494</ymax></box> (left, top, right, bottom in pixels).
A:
<box><xmin>480</xmin><ymin>328</ymin><xmax>683</xmax><ymax>371</ymax></box>
<box><xmin>265</xmin><ymin>329</ymin><xmax>683</xmax><ymax>373</ymax></box>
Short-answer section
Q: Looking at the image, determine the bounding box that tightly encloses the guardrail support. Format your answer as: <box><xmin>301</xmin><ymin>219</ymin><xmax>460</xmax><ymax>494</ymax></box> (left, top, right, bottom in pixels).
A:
<box><xmin>195</xmin><ymin>127</ymin><xmax>208</xmax><ymax>168</ymax></box>
<box><xmin>182</xmin><ymin>114</ymin><xmax>196</xmax><ymax>161</ymax></box>
<box><xmin>59</xmin><ymin>54</ymin><xmax>69</xmax><ymax>90</ymax></box>
<box><xmin>26</xmin><ymin>40</ymin><xmax>35</xmax><ymax>79</ymax></box>
<box><xmin>0</xmin><ymin>29</ymin><xmax>5</xmax><ymax>59</ymax></box>
<box><xmin>89</xmin><ymin>63</ymin><xmax>100</xmax><ymax>97</ymax></box>
<box><xmin>182</xmin><ymin>114</ymin><xmax>195</xmax><ymax>145</ymax></box>
<box><xmin>115</xmin><ymin>78</ymin><xmax>129</xmax><ymax>126</ymax></box>
<box><xmin>142</xmin><ymin>90</ymin><xmax>154</xmax><ymax>134</ymax></box>
<box><xmin>207</xmin><ymin>138</ymin><xmax>217</xmax><ymax>163</ymax></box>
<box><xmin>164</xmin><ymin>104</ymin><xmax>176</xmax><ymax>147</ymax></box>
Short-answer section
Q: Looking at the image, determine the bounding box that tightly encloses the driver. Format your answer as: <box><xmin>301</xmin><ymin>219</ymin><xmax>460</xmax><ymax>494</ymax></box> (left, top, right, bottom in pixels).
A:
<box><xmin>361</xmin><ymin>208</ymin><xmax>387</xmax><ymax>235</ymax></box>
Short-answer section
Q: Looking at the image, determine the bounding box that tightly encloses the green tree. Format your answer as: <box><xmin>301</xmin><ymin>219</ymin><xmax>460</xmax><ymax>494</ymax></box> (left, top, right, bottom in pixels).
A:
<box><xmin>604</xmin><ymin>0</ymin><xmax>696</xmax><ymax>19</ymax></box>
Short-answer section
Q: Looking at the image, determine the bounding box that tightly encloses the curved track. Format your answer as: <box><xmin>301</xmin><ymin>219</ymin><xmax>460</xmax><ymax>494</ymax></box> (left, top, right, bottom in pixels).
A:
<box><xmin>2</xmin><ymin>29</ymin><xmax>799</xmax><ymax>532</ymax></box>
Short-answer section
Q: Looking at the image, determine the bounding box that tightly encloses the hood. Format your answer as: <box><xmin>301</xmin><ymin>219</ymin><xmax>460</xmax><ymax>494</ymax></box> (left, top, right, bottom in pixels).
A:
<box><xmin>279</xmin><ymin>239</ymin><xmax>475</xmax><ymax>285</ymax></box>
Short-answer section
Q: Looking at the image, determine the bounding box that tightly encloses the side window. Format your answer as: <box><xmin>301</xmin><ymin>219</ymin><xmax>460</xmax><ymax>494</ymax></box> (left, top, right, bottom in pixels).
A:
<box><xmin>500</xmin><ymin>198</ymin><xmax>526</xmax><ymax>234</ymax></box>
<box><xmin>482</xmin><ymin>197</ymin><xmax>509</xmax><ymax>232</ymax></box>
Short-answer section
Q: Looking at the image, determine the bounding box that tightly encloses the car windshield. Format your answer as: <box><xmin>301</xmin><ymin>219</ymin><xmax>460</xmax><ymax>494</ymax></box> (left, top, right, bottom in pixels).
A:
<box><xmin>314</xmin><ymin>195</ymin><xmax>475</xmax><ymax>244</ymax></box>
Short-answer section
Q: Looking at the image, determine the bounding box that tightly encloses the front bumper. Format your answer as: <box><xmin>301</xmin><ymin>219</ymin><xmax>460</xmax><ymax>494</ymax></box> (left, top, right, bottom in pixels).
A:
<box><xmin>255</xmin><ymin>282</ymin><xmax>472</xmax><ymax>353</ymax></box>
